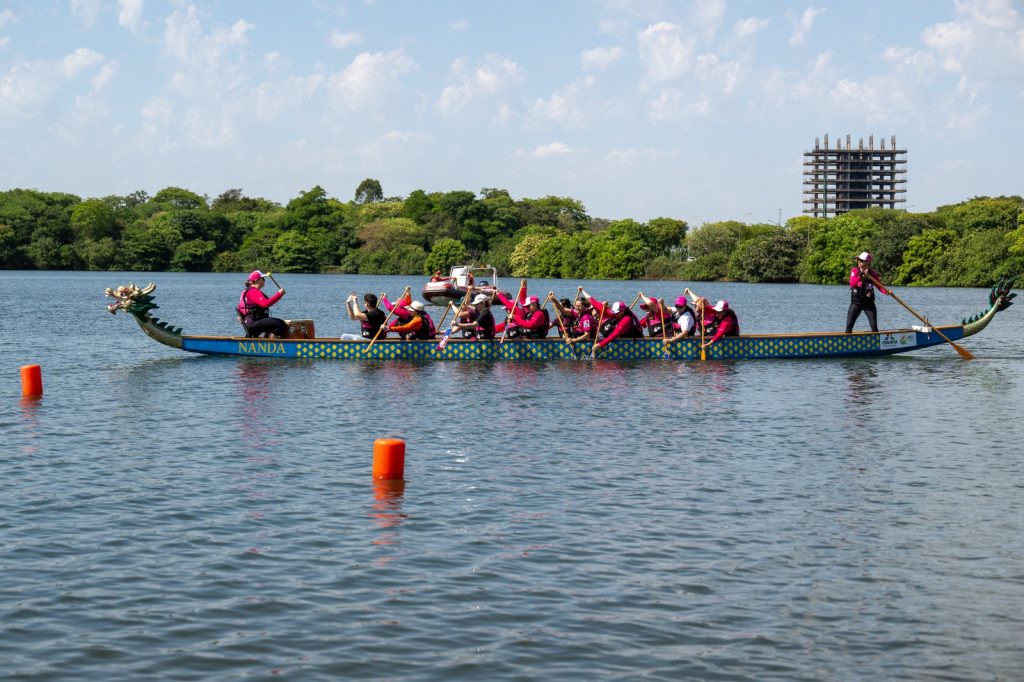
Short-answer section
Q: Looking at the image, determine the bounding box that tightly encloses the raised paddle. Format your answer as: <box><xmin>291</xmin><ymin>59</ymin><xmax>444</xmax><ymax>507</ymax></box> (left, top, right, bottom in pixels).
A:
<box><xmin>436</xmin><ymin>301</ymin><xmax>455</xmax><ymax>328</ymax></box>
<box><xmin>869</xmin><ymin>275</ymin><xmax>974</xmax><ymax>360</ymax></box>
<box><xmin>499</xmin><ymin>279</ymin><xmax>527</xmax><ymax>345</ymax></box>
<box><xmin>266</xmin><ymin>272</ymin><xmax>282</xmax><ymax>291</ymax></box>
<box><xmin>369</xmin><ymin>285</ymin><xmax>409</xmax><ymax>348</ymax></box>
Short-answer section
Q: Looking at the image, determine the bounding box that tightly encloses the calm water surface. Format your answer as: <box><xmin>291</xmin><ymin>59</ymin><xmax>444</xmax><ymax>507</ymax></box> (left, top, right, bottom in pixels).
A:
<box><xmin>2</xmin><ymin>271</ymin><xmax>1023</xmax><ymax>680</ymax></box>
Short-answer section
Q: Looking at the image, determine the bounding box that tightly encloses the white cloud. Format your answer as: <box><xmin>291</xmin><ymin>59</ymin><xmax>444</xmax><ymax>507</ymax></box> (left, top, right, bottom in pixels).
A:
<box><xmin>734</xmin><ymin>17</ymin><xmax>770</xmax><ymax>40</ymax></box>
<box><xmin>329</xmin><ymin>28</ymin><xmax>363</xmax><ymax>49</ymax></box>
<box><xmin>359</xmin><ymin>128</ymin><xmax>430</xmax><ymax>158</ymax></box>
<box><xmin>694</xmin><ymin>53</ymin><xmax>743</xmax><ymax>94</ymax></box>
<box><xmin>0</xmin><ymin>8</ymin><xmax>17</xmax><ymax>28</ymax></box>
<box><xmin>0</xmin><ymin>38</ymin><xmax>8</xmax><ymax>49</ymax></box>
<box><xmin>62</xmin><ymin>48</ymin><xmax>105</xmax><ymax>79</ymax></box>
<box><xmin>436</xmin><ymin>54</ymin><xmax>523</xmax><ymax>117</ymax></box>
<box><xmin>790</xmin><ymin>7</ymin><xmax>825</xmax><ymax>47</ymax></box>
<box><xmin>0</xmin><ymin>47</ymin><xmax>111</xmax><ymax>118</ymax></box>
<box><xmin>638</xmin><ymin>22</ymin><xmax>694</xmax><ymax>81</ymax></box>
<box><xmin>693</xmin><ymin>0</ymin><xmax>725</xmax><ymax>41</ymax></box>
<box><xmin>251</xmin><ymin>72</ymin><xmax>324</xmax><ymax>120</ymax></box>
<box><xmin>530</xmin><ymin>141</ymin><xmax>573</xmax><ymax>157</ymax></box>
<box><xmin>599</xmin><ymin>18</ymin><xmax>629</xmax><ymax>34</ymax></box>
<box><xmin>450</xmin><ymin>19</ymin><xmax>468</xmax><ymax>32</ymax></box>
<box><xmin>328</xmin><ymin>49</ymin><xmax>417</xmax><ymax>109</ymax></box>
<box><xmin>71</xmin><ymin>0</ymin><xmax>102</xmax><ymax>29</ymax></box>
<box><xmin>138</xmin><ymin>95</ymin><xmax>176</xmax><ymax>152</ymax></box>
<box><xmin>118</xmin><ymin>0</ymin><xmax>144</xmax><ymax>33</ymax></box>
<box><xmin>528</xmin><ymin>76</ymin><xmax>597</xmax><ymax>127</ymax></box>
<box><xmin>581</xmin><ymin>46</ymin><xmax>624</xmax><ymax>71</ymax></box>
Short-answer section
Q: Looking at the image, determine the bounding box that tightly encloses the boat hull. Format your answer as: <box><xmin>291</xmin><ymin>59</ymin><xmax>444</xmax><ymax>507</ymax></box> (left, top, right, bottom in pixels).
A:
<box><xmin>179</xmin><ymin>327</ymin><xmax>964</xmax><ymax>360</ymax></box>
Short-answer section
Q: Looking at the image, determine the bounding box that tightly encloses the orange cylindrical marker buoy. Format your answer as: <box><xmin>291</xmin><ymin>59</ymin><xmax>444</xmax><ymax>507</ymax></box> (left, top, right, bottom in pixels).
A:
<box><xmin>21</xmin><ymin>364</ymin><xmax>43</xmax><ymax>398</ymax></box>
<box><xmin>372</xmin><ymin>438</ymin><xmax>405</xmax><ymax>480</ymax></box>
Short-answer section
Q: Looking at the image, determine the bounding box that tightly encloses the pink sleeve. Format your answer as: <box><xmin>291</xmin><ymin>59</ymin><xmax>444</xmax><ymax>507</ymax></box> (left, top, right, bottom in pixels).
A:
<box><xmin>247</xmin><ymin>288</ymin><xmax>281</xmax><ymax>308</ymax></box>
<box><xmin>495</xmin><ymin>290</ymin><xmax>514</xmax><ymax>311</ymax></box>
<box><xmin>588</xmin><ymin>296</ymin><xmax>607</xmax><ymax>317</ymax></box>
<box><xmin>711</xmin><ymin>316</ymin><xmax>736</xmax><ymax>343</ymax></box>
<box><xmin>380</xmin><ymin>294</ymin><xmax>411</xmax><ymax>321</ymax></box>
<box><xmin>849</xmin><ymin>268</ymin><xmax>862</xmax><ymax>288</ymax></box>
<box><xmin>598</xmin><ymin>316</ymin><xmax>633</xmax><ymax>348</ymax></box>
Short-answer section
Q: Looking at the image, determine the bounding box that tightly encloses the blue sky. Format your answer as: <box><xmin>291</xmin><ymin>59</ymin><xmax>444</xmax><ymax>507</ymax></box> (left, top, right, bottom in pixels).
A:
<box><xmin>1</xmin><ymin>0</ymin><xmax>1022</xmax><ymax>225</ymax></box>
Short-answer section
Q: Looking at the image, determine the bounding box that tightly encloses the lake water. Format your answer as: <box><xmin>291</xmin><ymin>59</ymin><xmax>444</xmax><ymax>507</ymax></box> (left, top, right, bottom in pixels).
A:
<box><xmin>3</xmin><ymin>270</ymin><xmax>1023</xmax><ymax>680</ymax></box>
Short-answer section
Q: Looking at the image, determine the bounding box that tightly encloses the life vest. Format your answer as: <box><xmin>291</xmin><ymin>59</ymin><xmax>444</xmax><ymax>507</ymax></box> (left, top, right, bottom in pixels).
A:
<box><xmin>643</xmin><ymin>310</ymin><xmax>666</xmax><ymax>337</ymax></box>
<box><xmin>600</xmin><ymin>308</ymin><xmax>643</xmax><ymax>339</ymax></box>
<box><xmin>851</xmin><ymin>269</ymin><xmax>879</xmax><ymax>305</ymax></box>
<box><xmin>524</xmin><ymin>309</ymin><xmax>550</xmax><ymax>339</ymax></box>
<box><xmin>706</xmin><ymin>309</ymin><xmax>740</xmax><ymax>337</ymax></box>
<box><xmin>413</xmin><ymin>312</ymin><xmax>437</xmax><ymax>339</ymax></box>
<box><xmin>237</xmin><ymin>288</ymin><xmax>268</xmax><ymax>326</ymax></box>
<box><xmin>574</xmin><ymin>312</ymin><xmax>596</xmax><ymax>339</ymax></box>
<box><xmin>360</xmin><ymin>308</ymin><xmax>386</xmax><ymax>339</ymax></box>
<box><xmin>672</xmin><ymin>307</ymin><xmax>695</xmax><ymax>336</ymax></box>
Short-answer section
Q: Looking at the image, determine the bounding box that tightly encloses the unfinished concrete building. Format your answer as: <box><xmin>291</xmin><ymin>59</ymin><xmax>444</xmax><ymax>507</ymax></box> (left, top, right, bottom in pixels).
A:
<box><xmin>802</xmin><ymin>134</ymin><xmax>906</xmax><ymax>218</ymax></box>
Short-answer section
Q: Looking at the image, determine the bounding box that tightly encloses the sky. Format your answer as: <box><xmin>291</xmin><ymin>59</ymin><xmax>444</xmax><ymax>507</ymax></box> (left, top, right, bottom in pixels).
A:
<box><xmin>1</xmin><ymin>0</ymin><xmax>1022</xmax><ymax>225</ymax></box>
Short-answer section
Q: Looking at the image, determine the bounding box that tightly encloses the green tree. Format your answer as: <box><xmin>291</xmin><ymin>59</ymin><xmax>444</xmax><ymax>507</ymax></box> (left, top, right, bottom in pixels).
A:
<box><xmin>170</xmin><ymin>239</ymin><xmax>217</xmax><ymax>272</ymax></box>
<box><xmin>799</xmin><ymin>213</ymin><xmax>879</xmax><ymax>284</ymax></box>
<box><xmin>509</xmin><ymin>233</ymin><xmax>551</xmax><ymax>277</ymax></box>
<box><xmin>685</xmin><ymin>221</ymin><xmax>745</xmax><ymax>259</ymax></box>
<box><xmin>424</xmin><ymin>237</ymin><xmax>469</xmax><ymax>274</ymax></box>
<box><xmin>120</xmin><ymin>215</ymin><xmax>184</xmax><ymax>271</ymax></box>
<box><xmin>71</xmin><ymin>199</ymin><xmax>118</xmax><ymax>241</ymax></box>
<box><xmin>894</xmin><ymin>229</ymin><xmax>958</xmax><ymax>285</ymax></box>
<box><xmin>354</xmin><ymin>178</ymin><xmax>384</xmax><ymax>204</ymax></box>
<box><xmin>648</xmin><ymin>217</ymin><xmax>688</xmax><ymax>256</ymax></box>
<box><xmin>273</xmin><ymin>230</ymin><xmax>317</xmax><ymax>272</ymax></box>
<box><xmin>729</xmin><ymin>229</ymin><xmax>805</xmax><ymax>282</ymax></box>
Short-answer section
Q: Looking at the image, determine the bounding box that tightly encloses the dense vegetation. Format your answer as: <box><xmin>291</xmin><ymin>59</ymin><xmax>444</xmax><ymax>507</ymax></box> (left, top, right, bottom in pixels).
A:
<box><xmin>1</xmin><ymin>180</ymin><xmax>1021</xmax><ymax>287</ymax></box>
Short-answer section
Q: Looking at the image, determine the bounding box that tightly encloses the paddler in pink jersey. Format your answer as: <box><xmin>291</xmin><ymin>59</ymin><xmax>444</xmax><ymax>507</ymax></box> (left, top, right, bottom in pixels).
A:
<box><xmin>579</xmin><ymin>287</ymin><xmax>643</xmax><ymax>348</ymax></box>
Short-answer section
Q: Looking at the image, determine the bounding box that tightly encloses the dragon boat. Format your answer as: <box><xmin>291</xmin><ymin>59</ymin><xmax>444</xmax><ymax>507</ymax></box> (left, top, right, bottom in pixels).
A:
<box><xmin>105</xmin><ymin>280</ymin><xmax>1016</xmax><ymax>361</ymax></box>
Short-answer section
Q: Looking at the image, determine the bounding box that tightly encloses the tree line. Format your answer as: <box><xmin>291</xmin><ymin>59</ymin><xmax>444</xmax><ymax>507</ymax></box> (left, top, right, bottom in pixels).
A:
<box><xmin>1</xmin><ymin>178</ymin><xmax>1021</xmax><ymax>287</ymax></box>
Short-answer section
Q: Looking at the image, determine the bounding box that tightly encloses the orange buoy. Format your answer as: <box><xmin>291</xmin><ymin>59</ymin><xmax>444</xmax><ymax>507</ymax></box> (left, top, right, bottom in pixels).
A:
<box><xmin>21</xmin><ymin>364</ymin><xmax>43</xmax><ymax>398</ymax></box>
<box><xmin>372</xmin><ymin>438</ymin><xmax>405</xmax><ymax>480</ymax></box>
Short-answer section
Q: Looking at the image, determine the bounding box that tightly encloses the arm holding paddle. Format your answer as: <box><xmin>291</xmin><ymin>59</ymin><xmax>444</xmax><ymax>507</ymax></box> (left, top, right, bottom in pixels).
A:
<box><xmin>369</xmin><ymin>286</ymin><xmax>409</xmax><ymax>347</ymax></box>
<box><xmin>868</xmin><ymin>274</ymin><xmax>975</xmax><ymax>360</ymax></box>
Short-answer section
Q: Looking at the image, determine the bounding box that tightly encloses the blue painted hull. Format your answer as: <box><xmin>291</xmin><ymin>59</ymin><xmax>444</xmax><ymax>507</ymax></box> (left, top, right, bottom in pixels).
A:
<box><xmin>178</xmin><ymin>327</ymin><xmax>964</xmax><ymax>360</ymax></box>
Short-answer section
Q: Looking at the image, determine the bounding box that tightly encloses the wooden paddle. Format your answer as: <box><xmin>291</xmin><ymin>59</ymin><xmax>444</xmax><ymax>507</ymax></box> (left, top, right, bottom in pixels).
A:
<box><xmin>659</xmin><ymin>298</ymin><xmax>670</xmax><ymax>358</ymax></box>
<box><xmin>266</xmin><ymin>272</ymin><xmax>282</xmax><ymax>291</ymax></box>
<box><xmin>369</xmin><ymin>285</ymin><xmax>409</xmax><ymax>348</ymax></box>
<box><xmin>699</xmin><ymin>298</ymin><xmax>706</xmax><ymax>361</ymax></box>
<box><xmin>869</xmin><ymin>275</ymin><xmax>974</xmax><ymax>360</ymax></box>
<box><xmin>436</xmin><ymin>301</ymin><xmax>455</xmax><ymax>328</ymax></box>
<box><xmin>436</xmin><ymin>286</ymin><xmax>474</xmax><ymax>351</ymax></box>
<box><xmin>549</xmin><ymin>291</ymin><xmax>576</xmax><ymax>354</ymax></box>
<box><xmin>590</xmin><ymin>301</ymin><xmax>606</xmax><ymax>358</ymax></box>
<box><xmin>499</xmin><ymin>279</ymin><xmax>527</xmax><ymax>345</ymax></box>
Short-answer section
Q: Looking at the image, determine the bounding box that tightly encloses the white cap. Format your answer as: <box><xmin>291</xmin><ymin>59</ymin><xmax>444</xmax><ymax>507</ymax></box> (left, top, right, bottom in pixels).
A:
<box><xmin>858</xmin><ymin>251</ymin><xmax>872</xmax><ymax>263</ymax></box>
<box><xmin>471</xmin><ymin>293</ymin><xmax>489</xmax><ymax>305</ymax></box>
<box><xmin>409</xmin><ymin>301</ymin><xmax>425</xmax><ymax>312</ymax></box>
<box><xmin>609</xmin><ymin>301</ymin><xmax>625</xmax><ymax>314</ymax></box>
<box><xmin>712</xmin><ymin>300</ymin><xmax>729</xmax><ymax>312</ymax></box>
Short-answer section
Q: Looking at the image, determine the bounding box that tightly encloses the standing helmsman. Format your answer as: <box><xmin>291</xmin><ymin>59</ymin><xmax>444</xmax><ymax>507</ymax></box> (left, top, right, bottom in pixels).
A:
<box><xmin>846</xmin><ymin>251</ymin><xmax>891</xmax><ymax>333</ymax></box>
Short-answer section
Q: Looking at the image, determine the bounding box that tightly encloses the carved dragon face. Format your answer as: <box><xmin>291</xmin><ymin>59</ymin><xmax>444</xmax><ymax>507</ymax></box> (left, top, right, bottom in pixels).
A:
<box><xmin>105</xmin><ymin>282</ymin><xmax>158</xmax><ymax>315</ymax></box>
